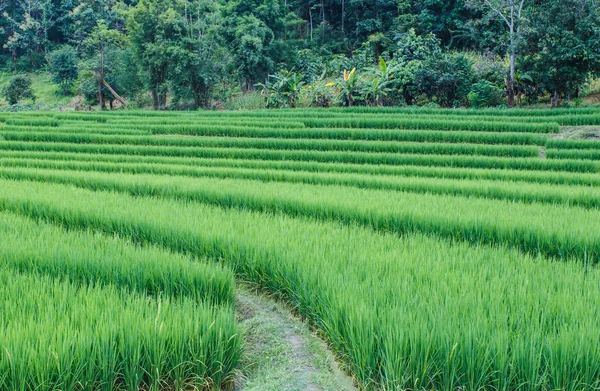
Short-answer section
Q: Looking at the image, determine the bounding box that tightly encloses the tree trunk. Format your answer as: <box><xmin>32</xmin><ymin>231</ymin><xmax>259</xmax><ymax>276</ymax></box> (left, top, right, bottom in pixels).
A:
<box><xmin>551</xmin><ymin>90</ymin><xmax>558</xmax><ymax>108</ymax></box>
<box><xmin>152</xmin><ymin>90</ymin><xmax>159</xmax><ymax>110</ymax></box>
<box><xmin>507</xmin><ymin>21</ymin><xmax>516</xmax><ymax>108</ymax></box>
<box><xmin>99</xmin><ymin>50</ymin><xmax>105</xmax><ymax>110</ymax></box>
<box><xmin>309</xmin><ymin>6</ymin><xmax>313</xmax><ymax>40</ymax></box>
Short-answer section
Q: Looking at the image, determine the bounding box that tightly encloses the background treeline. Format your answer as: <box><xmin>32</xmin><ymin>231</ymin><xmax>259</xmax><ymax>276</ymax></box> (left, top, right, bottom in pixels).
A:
<box><xmin>1</xmin><ymin>0</ymin><xmax>599</xmax><ymax>110</ymax></box>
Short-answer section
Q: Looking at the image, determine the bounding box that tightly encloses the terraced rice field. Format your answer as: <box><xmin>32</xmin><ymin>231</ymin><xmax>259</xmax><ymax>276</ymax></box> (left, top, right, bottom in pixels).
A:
<box><xmin>1</xmin><ymin>107</ymin><xmax>600</xmax><ymax>391</ymax></box>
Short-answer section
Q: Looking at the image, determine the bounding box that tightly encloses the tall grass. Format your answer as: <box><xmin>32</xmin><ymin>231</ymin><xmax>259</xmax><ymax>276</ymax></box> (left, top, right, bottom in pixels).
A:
<box><xmin>0</xmin><ymin>210</ymin><xmax>234</xmax><ymax>305</ymax></box>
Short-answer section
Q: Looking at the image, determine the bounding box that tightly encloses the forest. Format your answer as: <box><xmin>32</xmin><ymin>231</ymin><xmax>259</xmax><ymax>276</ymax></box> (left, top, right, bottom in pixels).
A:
<box><xmin>1</xmin><ymin>0</ymin><xmax>600</xmax><ymax>110</ymax></box>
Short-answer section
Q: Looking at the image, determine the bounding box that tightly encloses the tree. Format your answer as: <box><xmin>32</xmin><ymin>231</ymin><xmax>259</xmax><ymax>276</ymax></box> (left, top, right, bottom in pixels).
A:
<box><xmin>465</xmin><ymin>0</ymin><xmax>527</xmax><ymax>107</ymax></box>
<box><xmin>169</xmin><ymin>0</ymin><xmax>229</xmax><ymax>109</ymax></box>
<box><xmin>83</xmin><ymin>21</ymin><xmax>123</xmax><ymax>109</ymax></box>
<box><xmin>3</xmin><ymin>75</ymin><xmax>35</xmax><ymax>105</ymax></box>
<box><xmin>334</xmin><ymin>67</ymin><xmax>361</xmax><ymax>106</ymax></box>
<box><xmin>61</xmin><ymin>0</ymin><xmax>121</xmax><ymax>44</ymax></box>
<box><xmin>50</xmin><ymin>45</ymin><xmax>78</xmax><ymax>94</ymax></box>
<box><xmin>127</xmin><ymin>0</ymin><xmax>178</xmax><ymax>109</ymax></box>
<box><xmin>521</xmin><ymin>0</ymin><xmax>600</xmax><ymax>107</ymax></box>
<box><xmin>223</xmin><ymin>0</ymin><xmax>300</xmax><ymax>89</ymax></box>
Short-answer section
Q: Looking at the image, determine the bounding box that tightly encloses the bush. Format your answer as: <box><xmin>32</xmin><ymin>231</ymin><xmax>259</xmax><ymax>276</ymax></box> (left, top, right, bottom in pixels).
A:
<box><xmin>50</xmin><ymin>46</ymin><xmax>79</xmax><ymax>95</ymax></box>
<box><xmin>468</xmin><ymin>80</ymin><xmax>505</xmax><ymax>108</ymax></box>
<box><xmin>3</xmin><ymin>75</ymin><xmax>35</xmax><ymax>105</ymax></box>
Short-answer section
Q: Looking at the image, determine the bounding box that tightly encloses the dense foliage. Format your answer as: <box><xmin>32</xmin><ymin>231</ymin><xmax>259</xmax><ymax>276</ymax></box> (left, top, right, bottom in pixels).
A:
<box><xmin>1</xmin><ymin>0</ymin><xmax>599</xmax><ymax>108</ymax></box>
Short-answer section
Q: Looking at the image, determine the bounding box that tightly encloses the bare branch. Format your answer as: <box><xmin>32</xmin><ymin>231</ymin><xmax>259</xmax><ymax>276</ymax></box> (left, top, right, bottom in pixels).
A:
<box><xmin>483</xmin><ymin>0</ymin><xmax>512</xmax><ymax>28</ymax></box>
<box><xmin>518</xmin><ymin>0</ymin><xmax>526</xmax><ymax>17</ymax></box>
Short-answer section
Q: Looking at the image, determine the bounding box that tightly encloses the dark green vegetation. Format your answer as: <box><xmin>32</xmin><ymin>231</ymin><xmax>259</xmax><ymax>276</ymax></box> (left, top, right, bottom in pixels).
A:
<box><xmin>1</xmin><ymin>108</ymin><xmax>600</xmax><ymax>390</ymax></box>
<box><xmin>1</xmin><ymin>0</ymin><xmax>600</xmax><ymax>110</ymax></box>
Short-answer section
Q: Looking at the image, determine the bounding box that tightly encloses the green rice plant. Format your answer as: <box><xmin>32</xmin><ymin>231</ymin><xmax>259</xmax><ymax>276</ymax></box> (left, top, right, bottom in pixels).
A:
<box><xmin>216</xmin><ymin>106</ymin><xmax>600</xmax><ymax>118</ymax></box>
<box><xmin>0</xmin><ymin>131</ymin><xmax>542</xmax><ymax>158</ymax></box>
<box><xmin>547</xmin><ymin>138</ymin><xmax>600</xmax><ymax>150</ymax></box>
<box><xmin>107</xmin><ymin>117</ymin><xmax>307</xmax><ymax>129</ymax></box>
<box><xmin>125</xmin><ymin>124</ymin><xmax>549</xmax><ymax>145</ymax></box>
<box><xmin>1</xmin><ymin>139</ymin><xmax>597</xmax><ymax>172</ymax></box>
<box><xmin>4</xmin><ymin>118</ymin><xmax>60</xmax><ymax>127</ymax></box>
<box><xmin>546</xmin><ymin>148</ymin><xmax>600</xmax><ymax>160</ymax></box>
<box><xmin>0</xmin><ymin>268</ymin><xmax>239</xmax><ymax>391</ymax></box>
<box><xmin>0</xmin><ymin>179</ymin><xmax>599</xmax><ymax>390</ymax></box>
<box><xmin>301</xmin><ymin>117</ymin><xmax>558</xmax><ymax>133</ymax></box>
<box><xmin>53</xmin><ymin>114</ymin><xmax>108</xmax><ymax>122</ymax></box>
<box><xmin>4</xmin><ymin>124</ymin><xmax>153</xmax><ymax>136</ymax></box>
<box><xmin>1</xmin><ymin>168</ymin><xmax>600</xmax><ymax>262</ymax></box>
<box><xmin>4</xmin><ymin>157</ymin><xmax>600</xmax><ymax>209</ymax></box>
<box><xmin>4</xmin><ymin>149</ymin><xmax>600</xmax><ymax>187</ymax></box>
<box><xmin>0</xmin><ymin>211</ymin><xmax>234</xmax><ymax>305</ymax></box>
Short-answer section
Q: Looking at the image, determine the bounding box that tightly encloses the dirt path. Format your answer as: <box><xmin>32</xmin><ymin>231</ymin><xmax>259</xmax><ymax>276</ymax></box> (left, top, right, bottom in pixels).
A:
<box><xmin>235</xmin><ymin>287</ymin><xmax>359</xmax><ymax>391</ymax></box>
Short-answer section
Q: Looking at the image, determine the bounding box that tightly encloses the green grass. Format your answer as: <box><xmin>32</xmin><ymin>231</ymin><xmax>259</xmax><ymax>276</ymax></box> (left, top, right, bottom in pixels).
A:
<box><xmin>0</xmin><ymin>72</ymin><xmax>73</xmax><ymax>109</ymax></box>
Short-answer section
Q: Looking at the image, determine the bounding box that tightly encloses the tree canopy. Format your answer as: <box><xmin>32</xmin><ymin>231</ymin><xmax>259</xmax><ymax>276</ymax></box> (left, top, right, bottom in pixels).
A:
<box><xmin>1</xmin><ymin>0</ymin><xmax>598</xmax><ymax>109</ymax></box>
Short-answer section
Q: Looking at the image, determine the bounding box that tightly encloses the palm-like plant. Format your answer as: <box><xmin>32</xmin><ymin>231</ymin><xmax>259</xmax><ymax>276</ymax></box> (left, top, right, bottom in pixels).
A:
<box><xmin>335</xmin><ymin>67</ymin><xmax>360</xmax><ymax>106</ymax></box>
<box><xmin>363</xmin><ymin>57</ymin><xmax>402</xmax><ymax>106</ymax></box>
<box><xmin>258</xmin><ymin>70</ymin><xmax>305</xmax><ymax>108</ymax></box>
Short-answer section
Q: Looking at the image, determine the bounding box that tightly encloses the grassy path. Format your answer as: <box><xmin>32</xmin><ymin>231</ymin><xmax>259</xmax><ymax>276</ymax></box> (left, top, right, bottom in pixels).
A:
<box><xmin>236</xmin><ymin>286</ymin><xmax>358</xmax><ymax>391</ymax></box>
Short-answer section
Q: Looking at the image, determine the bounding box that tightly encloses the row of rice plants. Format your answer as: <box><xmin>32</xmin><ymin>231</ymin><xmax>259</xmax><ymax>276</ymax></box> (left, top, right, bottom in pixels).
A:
<box><xmin>547</xmin><ymin>138</ymin><xmax>600</xmax><ymax>150</ymax></box>
<box><xmin>7</xmin><ymin>112</ymin><xmax>559</xmax><ymax>132</ymax></box>
<box><xmin>3</xmin><ymin>157</ymin><xmax>600</xmax><ymax>209</ymax></box>
<box><xmin>301</xmin><ymin>117</ymin><xmax>558</xmax><ymax>132</ymax></box>
<box><xmin>106</xmin><ymin>117</ymin><xmax>307</xmax><ymax>128</ymax></box>
<box><xmin>4</xmin><ymin>124</ymin><xmax>153</xmax><ymax>136</ymax></box>
<box><xmin>203</xmin><ymin>110</ymin><xmax>600</xmax><ymax>127</ymax></box>
<box><xmin>1</xmin><ymin>178</ymin><xmax>599</xmax><ymax>390</ymax></box>
<box><xmin>144</xmin><ymin>124</ymin><xmax>549</xmax><ymax>145</ymax></box>
<box><xmin>0</xmin><ymin>150</ymin><xmax>600</xmax><ymax>186</ymax></box>
<box><xmin>2</xmin><ymin>140</ymin><xmax>597</xmax><ymax>172</ymax></box>
<box><xmin>0</xmin><ymin>211</ymin><xmax>240</xmax><ymax>391</ymax></box>
<box><xmin>2</xmin><ymin>167</ymin><xmax>599</xmax><ymax>262</ymax></box>
<box><xmin>5</xmin><ymin>149</ymin><xmax>600</xmax><ymax>187</ymax></box>
<box><xmin>102</xmin><ymin>112</ymin><xmax>559</xmax><ymax>126</ymax></box>
<box><xmin>0</xmin><ymin>131</ymin><xmax>543</xmax><ymax>158</ymax></box>
<box><xmin>206</xmin><ymin>106</ymin><xmax>600</xmax><ymax>118</ymax></box>
<box><xmin>547</xmin><ymin>148</ymin><xmax>600</xmax><ymax>160</ymax></box>
<box><xmin>0</xmin><ymin>209</ymin><xmax>234</xmax><ymax>304</ymax></box>
<box><xmin>2</xmin><ymin>117</ymin><xmax>60</xmax><ymax>127</ymax></box>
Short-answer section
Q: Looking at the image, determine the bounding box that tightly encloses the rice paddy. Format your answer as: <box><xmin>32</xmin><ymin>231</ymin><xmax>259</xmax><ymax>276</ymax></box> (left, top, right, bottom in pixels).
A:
<box><xmin>1</xmin><ymin>108</ymin><xmax>600</xmax><ymax>390</ymax></box>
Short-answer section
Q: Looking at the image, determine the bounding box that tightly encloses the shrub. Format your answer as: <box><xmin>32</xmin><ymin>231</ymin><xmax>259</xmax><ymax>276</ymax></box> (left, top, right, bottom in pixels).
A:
<box><xmin>3</xmin><ymin>75</ymin><xmax>35</xmax><ymax>105</ymax></box>
<box><xmin>468</xmin><ymin>80</ymin><xmax>505</xmax><ymax>107</ymax></box>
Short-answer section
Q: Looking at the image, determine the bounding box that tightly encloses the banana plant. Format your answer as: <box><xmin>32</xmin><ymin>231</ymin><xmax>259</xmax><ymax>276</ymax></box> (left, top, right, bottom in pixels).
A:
<box><xmin>335</xmin><ymin>67</ymin><xmax>360</xmax><ymax>106</ymax></box>
<box><xmin>363</xmin><ymin>57</ymin><xmax>402</xmax><ymax>106</ymax></box>
<box><xmin>257</xmin><ymin>70</ymin><xmax>305</xmax><ymax>108</ymax></box>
